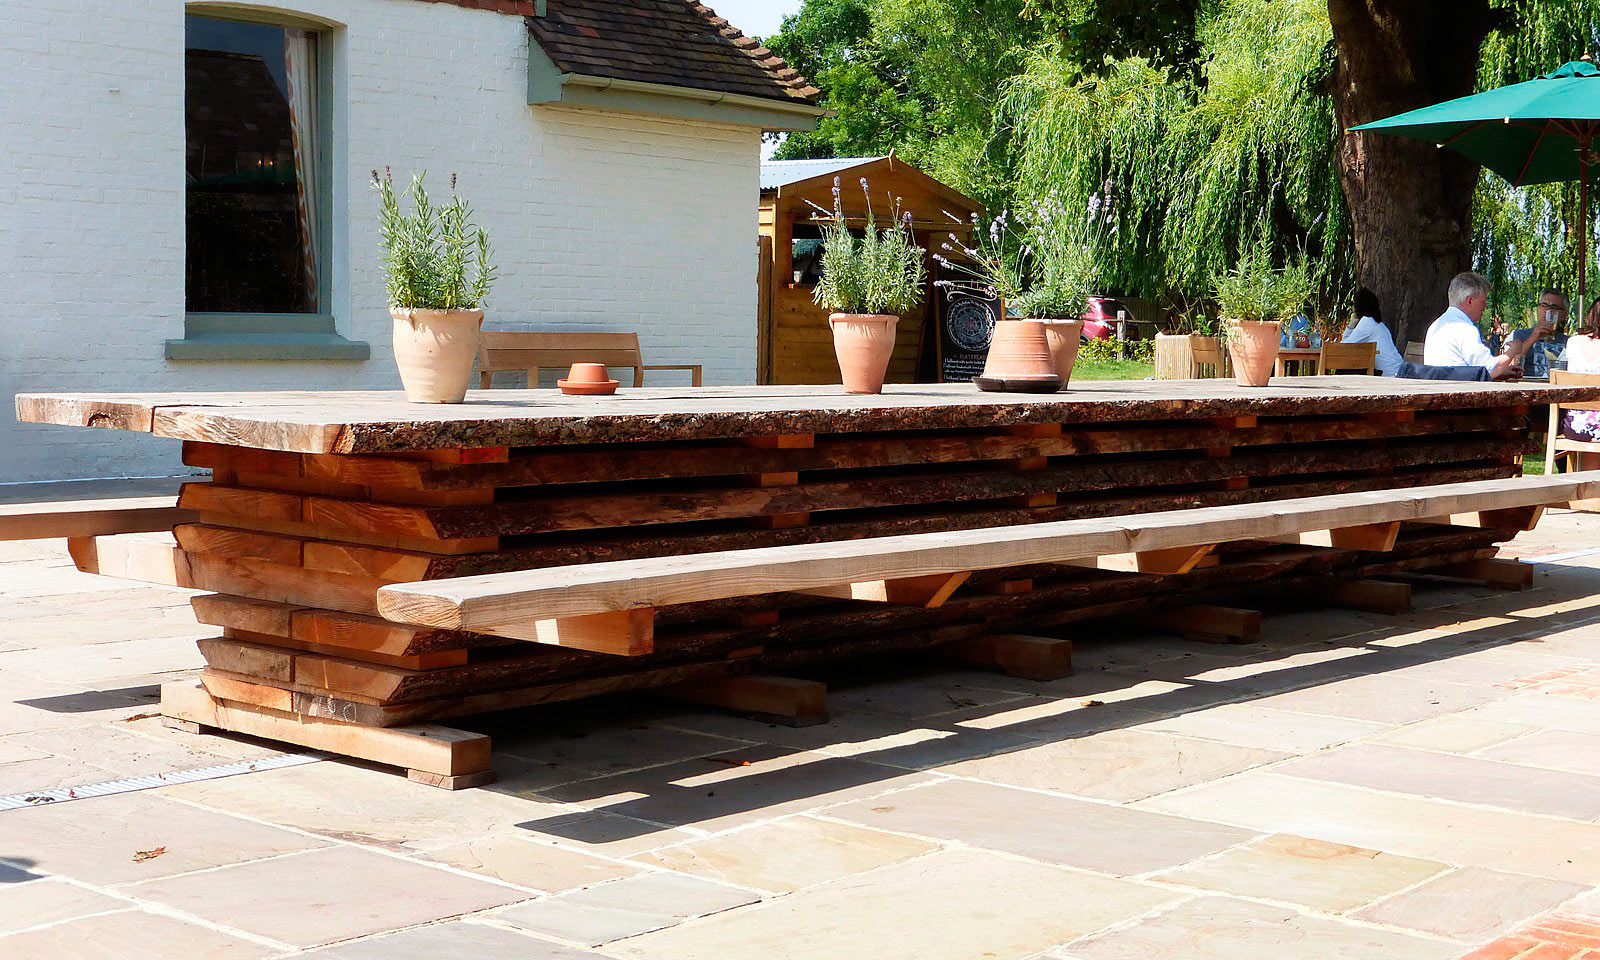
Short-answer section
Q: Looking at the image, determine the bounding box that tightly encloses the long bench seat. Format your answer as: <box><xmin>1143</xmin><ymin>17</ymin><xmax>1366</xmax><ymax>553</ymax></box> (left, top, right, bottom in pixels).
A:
<box><xmin>0</xmin><ymin>478</ymin><xmax>195</xmax><ymax>541</ymax></box>
<box><xmin>376</xmin><ymin>473</ymin><xmax>1600</xmax><ymax>644</ymax></box>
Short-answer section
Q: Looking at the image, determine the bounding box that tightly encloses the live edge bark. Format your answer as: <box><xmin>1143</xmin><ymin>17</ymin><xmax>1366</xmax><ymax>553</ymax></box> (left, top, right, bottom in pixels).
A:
<box><xmin>1327</xmin><ymin>0</ymin><xmax>1503</xmax><ymax>346</ymax></box>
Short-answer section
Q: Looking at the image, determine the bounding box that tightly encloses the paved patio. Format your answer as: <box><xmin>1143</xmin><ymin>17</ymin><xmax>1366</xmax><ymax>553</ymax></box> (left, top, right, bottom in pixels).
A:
<box><xmin>5</xmin><ymin>515</ymin><xmax>1600</xmax><ymax>959</ymax></box>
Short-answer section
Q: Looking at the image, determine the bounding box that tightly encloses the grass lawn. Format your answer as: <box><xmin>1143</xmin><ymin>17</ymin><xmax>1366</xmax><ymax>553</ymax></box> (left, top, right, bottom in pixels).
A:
<box><xmin>1074</xmin><ymin>357</ymin><xmax>1154</xmax><ymax>381</ymax></box>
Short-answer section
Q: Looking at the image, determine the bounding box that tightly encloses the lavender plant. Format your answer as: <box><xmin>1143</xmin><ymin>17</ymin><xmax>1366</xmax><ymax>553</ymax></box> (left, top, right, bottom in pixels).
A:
<box><xmin>935</xmin><ymin>197</ymin><xmax>1097</xmax><ymax>320</ymax></box>
<box><xmin>373</xmin><ymin>169</ymin><xmax>496</xmax><ymax>311</ymax></box>
<box><xmin>809</xmin><ymin>177</ymin><xmax>926</xmax><ymax>316</ymax></box>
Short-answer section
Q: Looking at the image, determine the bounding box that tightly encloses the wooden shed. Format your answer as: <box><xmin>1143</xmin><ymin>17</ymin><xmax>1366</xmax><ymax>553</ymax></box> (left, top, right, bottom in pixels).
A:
<box><xmin>758</xmin><ymin>155</ymin><xmax>984</xmax><ymax>385</ymax></box>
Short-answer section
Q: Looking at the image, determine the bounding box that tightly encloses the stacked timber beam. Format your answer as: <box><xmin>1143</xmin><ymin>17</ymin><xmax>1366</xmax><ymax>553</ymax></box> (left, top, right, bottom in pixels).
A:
<box><xmin>19</xmin><ymin>380</ymin><xmax>1598</xmax><ymax>787</ymax></box>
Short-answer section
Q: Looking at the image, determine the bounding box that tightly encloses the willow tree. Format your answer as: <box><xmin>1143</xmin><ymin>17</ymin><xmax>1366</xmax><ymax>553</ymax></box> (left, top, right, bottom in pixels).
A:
<box><xmin>1002</xmin><ymin>0</ymin><xmax>1346</xmax><ymax>320</ymax></box>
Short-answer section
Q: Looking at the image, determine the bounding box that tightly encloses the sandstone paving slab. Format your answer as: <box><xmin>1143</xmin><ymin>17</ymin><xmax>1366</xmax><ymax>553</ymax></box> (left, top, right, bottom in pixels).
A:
<box><xmin>485</xmin><ymin>722</ymin><xmax>755</xmax><ymax>779</ymax></box>
<box><xmin>495</xmin><ymin>871</ymin><xmax>758</xmax><ymax>946</ymax></box>
<box><xmin>122</xmin><ymin>845</ymin><xmax>531</xmax><ymax>948</ymax></box>
<box><xmin>1373</xmin><ymin>715</ymin><xmax>1537</xmax><ymax>753</ymax></box>
<box><xmin>825</xmin><ymin>672</ymin><xmax>1034</xmax><ymax>719</ymax></box>
<box><xmin>1251</xmin><ymin>672</ymin><xmax>1503</xmax><ymax>725</ymax></box>
<box><xmin>2</xmin><ymin>608</ymin><xmax>210</xmax><ymax>650</ymax></box>
<box><xmin>0</xmin><ymin>739</ymin><xmax>50</xmax><ymax>764</ymax></box>
<box><xmin>5</xmin><ymin>721</ymin><xmax>267</xmax><ymax>780</ymax></box>
<box><xmin>1048</xmin><ymin>895</ymin><xmax>1458</xmax><ymax>959</ymax></box>
<box><xmin>826</xmin><ymin>777</ymin><xmax>1257</xmax><ymax>875</ymax></box>
<box><xmin>0</xmin><ymin>754</ymin><xmax>119</xmax><ymax>796</ymax></box>
<box><xmin>655</xmin><ymin>707</ymin><xmax>1036</xmax><ymax>771</ymax></box>
<box><xmin>1353</xmin><ymin>865</ymin><xmax>1589</xmax><ymax>941</ymax></box>
<box><xmin>0</xmin><ymin>908</ymin><xmax>270</xmax><ymax>959</ymax></box>
<box><xmin>156</xmin><ymin>758</ymin><xmax>564</xmax><ymax>852</ymax></box>
<box><xmin>540</xmin><ymin>746</ymin><xmax>931</xmax><ymax>834</ymax></box>
<box><xmin>1464</xmin><ymin>693</ymin><xmax>1600</xmax><ymax>735</ymax></box>
<box><xmin>301</xmin><ymin>920</ymin><xmax>608</xmax><ymax>958</ymax></box>
<box><xmin>1139</xmin><ymin>771</ymin><xmax>1600</xmax><ymax>884</ymax></box>
<box><xmin>0</xmin><ymin>636</ymin><xmax>203</xmax><ymax>686</ymax></box>
<box><xmin>939</xmin><ymin>728</ymin><xmax>1286</xmax><ymax>802</ymax></box>
<box><xmin>1276</xmin><ymin>742</ymin><xmax>1600</xmax><ymax>818</ymax></box>
<box><xmin>1478</xmin><ymin>728</ymin><xmax>1600</xmax><ymax>775</ymax></box>
<box><xmin>630</xmin><ymin>814</ymin><xmax>937</xmax><ymax>893</ymax></box>
<box><xmin>0</xmin><ymin>792</ymin><xmax>328</xmax><ymax>886</ymax></box>
<box><xmin>1173</xmin><ymin>646</ymin><xmax>1383</xmax><ymax>693</ymax></box>
<box><xmin>942</xmin><ymin>693</ymin><xmax>1166</xmax><ymax>738</ymax></box>
<box><xmin>419</xmin><ymin>832</ymin><xmax>641</xmax><ymax>893</ymax></box>
<box><xmin>611</xmin><ymin>847</ymin><xmax>1181</xmax><ymax>960</ymax></box>
<box><xmin>1136</xmin><ymin>701</ymin><xmax>1386</xmax><ymax>753</ymax></box>
<box><xmin>0</xmin><ymin>677</ymin><xmax>150</xmax><ymax>736</ymax></box>
<box><xmin>1150</xmin><ymin>833</ymin><xmax>1446</xmax><ymax>913</ymax></box>
<box><xmin>507</xmin><ymin>809</ymin><xmax>703</xmax><ymax>859</ymax></box>
<box><xmin>0</xmin><ymin>876</ymin><xmax>130</xmax><ymax>935</ymax></box>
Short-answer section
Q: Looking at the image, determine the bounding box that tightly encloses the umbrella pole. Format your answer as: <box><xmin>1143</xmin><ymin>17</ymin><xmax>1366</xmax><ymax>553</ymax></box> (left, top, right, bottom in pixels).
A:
<box><xmin>1583</xmin><ymin>139</ymin><xmax>1591</xmax><ymax>308</ymax></box>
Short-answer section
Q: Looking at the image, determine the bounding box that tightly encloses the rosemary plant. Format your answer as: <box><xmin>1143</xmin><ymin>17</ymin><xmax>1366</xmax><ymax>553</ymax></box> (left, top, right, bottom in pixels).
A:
<box><xmin>373</xmin><ymin>169</ymin><xmax>496</xmax><ymax>310</ymax></box>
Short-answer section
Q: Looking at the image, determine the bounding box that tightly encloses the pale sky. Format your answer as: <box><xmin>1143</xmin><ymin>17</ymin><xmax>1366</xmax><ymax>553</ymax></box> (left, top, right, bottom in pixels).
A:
<box><xmin>710</xmin><ymin>0</ymin><xmax>803</xmax><ymax>41</ymax></box>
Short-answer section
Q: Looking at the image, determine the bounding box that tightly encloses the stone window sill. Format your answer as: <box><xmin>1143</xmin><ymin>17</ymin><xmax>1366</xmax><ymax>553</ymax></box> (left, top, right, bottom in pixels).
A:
<box><xmin>165</xmin><ymin>332</ymin><xmax>371</xmax><ymax>362</ymax></box>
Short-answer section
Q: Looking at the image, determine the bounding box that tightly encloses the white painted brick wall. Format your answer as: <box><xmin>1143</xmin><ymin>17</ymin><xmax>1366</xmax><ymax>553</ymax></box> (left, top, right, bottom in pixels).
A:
<box><xmin>0</xmin><ymin>0</ymin><xmax>760</xmax><ymax>482</ymax></box>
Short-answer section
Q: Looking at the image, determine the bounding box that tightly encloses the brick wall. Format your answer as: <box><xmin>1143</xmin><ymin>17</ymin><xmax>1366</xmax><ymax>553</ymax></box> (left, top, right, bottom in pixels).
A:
<box><xmin>0</xmin><ymin>0</ymin><xmax>760</xmax><ymax>483</ymax></box>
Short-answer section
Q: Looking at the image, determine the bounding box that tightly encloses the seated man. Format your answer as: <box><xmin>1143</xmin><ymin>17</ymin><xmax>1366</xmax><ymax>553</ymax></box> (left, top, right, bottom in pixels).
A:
<box><xmin>1423</xmin><ymin>272</ymin><xmax>1549</xmax><ymax>380</ymax></box>
<box><xmin>1341</xmin><ymin>287</ymin><xmax>1403</xmax><ymax>376</ymax></box>
<box><xmin>1507</xmin><ymin>288</ymin><xmax>1569</xmax><ymax>378</ymax></box>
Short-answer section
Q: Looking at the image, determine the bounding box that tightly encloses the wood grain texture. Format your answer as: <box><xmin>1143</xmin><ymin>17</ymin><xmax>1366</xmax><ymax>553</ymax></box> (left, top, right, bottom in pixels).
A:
<box><xmin>18</xmin><ymin>379</ymin><xmax>1596</xmax><ymax>453</ymax></box>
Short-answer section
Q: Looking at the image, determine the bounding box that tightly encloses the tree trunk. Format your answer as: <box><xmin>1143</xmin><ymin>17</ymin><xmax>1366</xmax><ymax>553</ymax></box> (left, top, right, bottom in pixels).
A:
<box><xmin>1328</xmin><ymin>0</ymin><xmax>1498</xmax><ymax>347</ymax></box>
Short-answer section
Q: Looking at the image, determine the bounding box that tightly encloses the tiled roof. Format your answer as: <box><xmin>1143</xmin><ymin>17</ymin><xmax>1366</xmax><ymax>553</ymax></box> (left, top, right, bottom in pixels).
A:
<box><xmin>529</xmin><ymin>0</ymin><xmax>820</xmax><ymax>106</ymax></box>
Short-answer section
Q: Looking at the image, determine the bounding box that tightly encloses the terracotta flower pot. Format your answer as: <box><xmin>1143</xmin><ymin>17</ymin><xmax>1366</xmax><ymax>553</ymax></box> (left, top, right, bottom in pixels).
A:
<box><xmin>1036</xmin><ymin>318</ymin><xmax>1083</xmax><ymax>387</ymax></box>
<box><xmin>558</xmin><ymin>362</ymin><xmax>620</xmax><ymax>396</ymax></box>
<box><xmin>976</xmin><ymin>319</ymin><xmax>1062</xmax><ymax>393</ymax></box>
<box><xmin>1226</xmin><ymin>319</ymin><xmax>1280</xmax><ymax>387</ymax></box>
<box><xmin>829</xmin><ymin>313</ymin><xmax>898</xmax><ymax>394</ymax></box>
<box><xmin>391</xmin><ymin>307</ymin><xmax>484</xmax><ymax>403</ymax></box>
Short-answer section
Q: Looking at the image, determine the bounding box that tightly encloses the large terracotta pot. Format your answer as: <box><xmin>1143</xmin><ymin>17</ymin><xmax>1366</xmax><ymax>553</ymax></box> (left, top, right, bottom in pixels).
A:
<box><xmin>1035</xmin><ymin>318</ymin><xmax>1083</xmax><ymax>386</ymax></box>
<box><xmin>1226</xmin><ymin>319</ymin><xmax>1280</xmax><ymax>387</ymax></box>
<box><xmin>391</xmin><ymin>307</ymin><xmax>484</xmax><ymax>403</ymax></box>
<box><xmin>829</xmin><ymin>313</ymin><xmax>898</xmax><ymax>394</ymax></box>
<box><xmin>976</xmin><ymin>319</ymin><xmax>1062</xmax><ymax>393</ymax></box>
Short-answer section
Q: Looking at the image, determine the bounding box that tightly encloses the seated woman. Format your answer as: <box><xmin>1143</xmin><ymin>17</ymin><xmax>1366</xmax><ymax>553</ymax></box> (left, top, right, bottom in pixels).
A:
<box><xmin>1341</xmin><ymin>288</ymin><xmax>1404</xmax><ymax>376</ymax></box>
<box><xmin>1561</xmin><ymin>297</ymin><xmax>1600</xmax><ymax>446</ymax></box>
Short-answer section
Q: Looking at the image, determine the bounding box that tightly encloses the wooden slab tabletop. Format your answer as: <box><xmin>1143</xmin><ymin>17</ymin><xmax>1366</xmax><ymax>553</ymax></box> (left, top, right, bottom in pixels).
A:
<box><xmin>16</xmin><ymin>378</ymin><xmax>1594</xmax><ymax>455</ymax></box>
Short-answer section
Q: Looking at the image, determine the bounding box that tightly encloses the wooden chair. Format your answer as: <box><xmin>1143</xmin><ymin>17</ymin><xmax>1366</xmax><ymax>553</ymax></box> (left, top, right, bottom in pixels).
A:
<box><xmin>1404</xmin><ymin>340</ymin><xmax>1425</xmax><ymax>363</ymax></box>
<box><xmin>478</xmin><ymin>332</ymin><xmax>703</xmax><ymax>389</ymax></box>
<box><xmin>1191</xmin><ymin>338</ymin><xmax>1226</xmax><ymax>378</ymax></box>
<box><xmin>1319</xmin><ymin>341</ymin><xmax>1377</xmax><ymax>375</ymax></box>
<box><xmin>1544</xmin><ymin>370</ymin><xmax>1600</xmax><ymax>477</ymax></box>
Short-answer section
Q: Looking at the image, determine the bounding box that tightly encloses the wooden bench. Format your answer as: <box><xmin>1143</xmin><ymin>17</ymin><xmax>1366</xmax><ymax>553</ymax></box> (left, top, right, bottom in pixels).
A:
<box><xmin>478</xmin><ymin>332</ymin><xmax>703</xmax><ymax>389</ymax></box>
<box><xmin>0</xmin><ymin>478</ymin><xmax>195</xmax><ymax>541</ymax></box>
<box><xmin>376</xmin><ymin>473</ymin><xmax>1599</xmax><ymax>645</ymax></box>
<box><xmin>1544</xmin><ymin>371</ymin><xmax>1600</xmax><ymax>485</ymax></box>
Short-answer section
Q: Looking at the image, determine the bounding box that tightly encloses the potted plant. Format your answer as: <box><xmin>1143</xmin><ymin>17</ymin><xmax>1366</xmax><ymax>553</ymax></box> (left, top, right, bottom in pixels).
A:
<box><xmin>374</xmin><ymin>169</ymin><xmax>496</xmax><ymax>403</ymax></box>
<box><xmin>809</xmin><ymin>177</ymin><xmax>926</xmax><ymax>394</ymax></box>
<box><xmin>1213</xmin><ymin>241</ymin><xmax>1311</xmax><ymax>387</ymax></box>
<box><xmin>935</xmin><ymin>199</ymin><xmax>1092</xmax><ymax>387</ymax></box>
<box><xmin>1154</xmin><ymin>314</ymin><xmax>1223</xmax><ymax>380</ymax></box>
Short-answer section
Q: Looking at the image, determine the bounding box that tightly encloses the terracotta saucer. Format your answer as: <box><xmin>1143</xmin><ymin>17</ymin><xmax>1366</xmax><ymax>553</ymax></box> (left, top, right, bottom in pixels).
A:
<box><xmin>557</xmin><ymin>379</ymin><xmax>620</xmax><ymax>396</ymax></box>
<box><xmin>973</xmin><ymin>375</ymin><xmax>1062</xmax><ymax>394</ymax></box>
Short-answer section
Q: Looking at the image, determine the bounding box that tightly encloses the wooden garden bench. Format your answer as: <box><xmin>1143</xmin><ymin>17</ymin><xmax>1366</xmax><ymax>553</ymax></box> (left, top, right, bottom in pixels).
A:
<box><xmin>478</xmin><ymin>332</ymin><xmax>703</xmax><ymax>389</ymax></box>
<box><xmin>0</xmin><ymin>478</ymin><xmax>194</xmax><ymax>541</ymax></box>
<box><xmin>1544</xmin><ymin>370</ymin><xmax>1600</xmax><ymax>478</ymax></box>
<box><xmin>376</xmin><ymin>473</ymin><xmax>1600</xmax><ymax>650</ymax></box>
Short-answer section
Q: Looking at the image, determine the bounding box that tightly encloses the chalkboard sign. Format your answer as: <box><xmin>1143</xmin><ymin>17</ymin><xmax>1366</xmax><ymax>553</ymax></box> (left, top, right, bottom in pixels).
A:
<box><xmin>938</xmin><ymin>290</ymin><xmax>1000</xmax><ymax>382</ymax></box>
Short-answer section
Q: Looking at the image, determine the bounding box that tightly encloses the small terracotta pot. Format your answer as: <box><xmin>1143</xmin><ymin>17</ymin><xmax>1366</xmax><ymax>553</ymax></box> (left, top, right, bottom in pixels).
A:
<box><xmin>558</xmin><ymin>362</ymin><xmax>620</xmax><ymax>396</ymax></box>
<box><xmin>976</xmin><ymin>319</ymin><xmax>1062</xmax><ymax>392</ymax></box>
<box><xmin>391</xmin><ymin>308</ymin><xmax>484</xmax><ymax>403</ymax></box>
<box><xmin>1226</xmin><ymin>320</ymin><xmax>1280</xmax><ymax>387</ymax></box>
<box><xmin>1036</xmin><ymin>318</ymin><xmax>1083</xmax><ymax>387</ymax></box>
<box><xmin>829</xmin><ymin>313</ymin><xmax>898</xmax><ymax>394</ymax></box>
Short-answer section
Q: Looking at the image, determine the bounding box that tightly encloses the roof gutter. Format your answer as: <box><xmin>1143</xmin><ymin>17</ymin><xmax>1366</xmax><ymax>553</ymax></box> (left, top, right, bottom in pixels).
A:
<box><xmin>559</xmin><ymin>73</ymin><xmax>829</xmax><ymax>121</ymax></box>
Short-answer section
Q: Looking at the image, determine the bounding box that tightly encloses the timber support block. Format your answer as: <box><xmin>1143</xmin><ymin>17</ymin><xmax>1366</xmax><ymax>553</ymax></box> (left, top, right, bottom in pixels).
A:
<box><xmin>160</xmin><ymin>681</ymin><xmax>494</xmax><ymax>786</ymax></box>
<box><xmin>1328</xmin><ymin>521</ymin><xmax>1403</xmax><ymax>552</ymax></box>
<box><xmin>1146</xmin><ymin>605</ymin><xmax>1262</xmax><ymax>644</ymax></box>
<box><xmin>800</xmin><ymin>572</ymin><xmax>971</xmax><ymax>608</ymax></box>
<box><xmin>1136</xmin><ymin>544</ymin><xmax>1217</xmax><ymax>575</ymax></box>
<box><xmin>1479</xmin><ymin>506</ymin><xmax>1544</xmax><ymax>532</ymax></box>
<box><xmin>499</xmin><ymin>608</ymin><xmax>655</xmax><ymax>655</ymax></box>
<box><xmin>946</xmin><ymin>633</ymin><xmax>1073</xmax><ymax>681</ymax></box>
<box><xmin>1427</xmin><ymin>557</ymin><xmax>1534</xmax><ymax>591</ymax></box>
<box><xmin>1329</xmin><ymin>578</ymin><xmax>1413</xmax><ymax>615</ymax></box>
<box><xmin>662</xmin><ymin>674</ymin><xmax>828</xmax><ymax>727</ymax></box>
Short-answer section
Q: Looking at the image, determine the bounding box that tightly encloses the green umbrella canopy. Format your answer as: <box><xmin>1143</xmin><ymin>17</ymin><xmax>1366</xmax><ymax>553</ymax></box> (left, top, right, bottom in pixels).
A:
<box><xmin>1351</xmin><ymin>60</ymin><xmax>1600</xmax><ymax>187</ymax></box>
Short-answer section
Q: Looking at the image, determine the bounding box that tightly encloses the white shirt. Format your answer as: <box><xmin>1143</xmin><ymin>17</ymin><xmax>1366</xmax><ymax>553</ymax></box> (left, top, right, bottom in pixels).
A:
<box><xmin>1566</xmin><ymin>334</ymin><xmax>1600</xmax><ymax>373</ymax></box>
<box><xmin>1341</xmin><ymin>316</ymin><xmax>1404</xmax><ymax>376</ymax></box>
<box><xmin>1424</xmin><ymin>306</ymin><xmax>1496</xmax><ymax>371</ymax></box>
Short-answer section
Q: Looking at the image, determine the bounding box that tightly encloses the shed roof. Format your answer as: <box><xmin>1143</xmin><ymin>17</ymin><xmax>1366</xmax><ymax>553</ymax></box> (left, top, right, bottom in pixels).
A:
<box><xmin>760</xmin><ymin>157</ymin><xmax>887</xmax><ymax>191</ymax></box>
<box><xmin>529</xmin><ymin>1</ymin><xmax>819</xmax><ymax>107</ymax></box>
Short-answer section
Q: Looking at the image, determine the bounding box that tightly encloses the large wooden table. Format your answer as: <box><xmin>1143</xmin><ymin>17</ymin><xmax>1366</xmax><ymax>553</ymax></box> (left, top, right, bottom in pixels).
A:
<box><xmin>17</xmin><ymin>378</ymin><xmax>1598</xmax><ymax>784</ymax></box>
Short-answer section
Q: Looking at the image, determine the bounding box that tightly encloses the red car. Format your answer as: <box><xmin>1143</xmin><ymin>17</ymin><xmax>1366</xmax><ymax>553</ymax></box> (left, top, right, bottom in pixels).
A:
<box><xmin>1081</xmin><ymin>297</ymin><xmax>1135</xmax><ymax>341</ymax></box>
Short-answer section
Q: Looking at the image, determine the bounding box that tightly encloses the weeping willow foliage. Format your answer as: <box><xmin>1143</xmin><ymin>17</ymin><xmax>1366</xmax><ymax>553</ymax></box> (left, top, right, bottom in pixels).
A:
<box><xmin>1001</xmin><ymin>0</ymin><xmax>1343</xmax><ymax>319</ymax></box>
<box><xmin>1474</xmin><ymin>0</ymin><xmax>1600</xmax><ymax>317</ymax></box>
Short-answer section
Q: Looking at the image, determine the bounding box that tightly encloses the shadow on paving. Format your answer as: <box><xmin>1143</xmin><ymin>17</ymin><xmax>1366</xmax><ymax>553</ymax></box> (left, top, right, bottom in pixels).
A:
<box><xmin>471</xmin><ymin>566</ymin><xmax>1600</xmax><ymax>843</ymax></box>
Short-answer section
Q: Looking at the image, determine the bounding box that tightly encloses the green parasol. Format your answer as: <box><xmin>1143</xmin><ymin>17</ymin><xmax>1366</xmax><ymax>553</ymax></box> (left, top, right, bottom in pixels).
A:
<box><xmin>1352</xmin><ymin>59</ymin><xmax>1600</xmax><ymax>302</ymax></box>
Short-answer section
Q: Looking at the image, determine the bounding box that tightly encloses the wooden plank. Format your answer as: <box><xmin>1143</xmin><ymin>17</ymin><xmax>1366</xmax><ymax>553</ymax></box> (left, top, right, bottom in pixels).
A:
<box><xmin>661</xmin><ymin>674</ymin><xmax>828</xmax><ymax>727</ymax></box>
<box><xmin>1329</xmin><ymin>579</ymin><xmax>1412</xmax><ymax>615</ymax></box>
<box><xmin>17</xmin><ymin>380</ymin><xmax>1594</xmax><ymax>454</ymax></box>
<box><xmin>945</xmin><ymin>633</ymin><xmax>1073</xmax><ymax>681</ymax></box>
<box><xmin>162</xmin><ymin>680</ymin><xmax>492</xmax><ymax>781</ymax></box>
<box><xmin>0</xmin><ymin>497</ymin><xmax>193</xmax><ymax>541</ymax></box>
<box><xmin>376</xmin><ymin>473</ymin><xmax>1600</xmax><ymax>635</ymax></box>
<box><xmin>68</xmin><ymin>532</ymin><xmax>188</xmax><ymax>585</ymax></box>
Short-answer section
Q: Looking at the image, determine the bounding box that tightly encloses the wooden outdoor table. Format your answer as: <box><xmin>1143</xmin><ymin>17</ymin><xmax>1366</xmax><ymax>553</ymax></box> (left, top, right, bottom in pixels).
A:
<box><xmin>17</xmin><ymin>377</ymin><xmax>1599</xmax><ymax>785</ymax></box>
<box><xmin>1274</xmin><ymin>347</ymin><xmax>1322</xmax><ymax>376</ymax></box>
